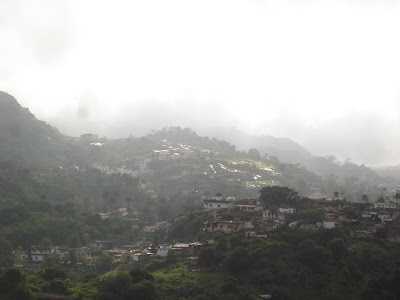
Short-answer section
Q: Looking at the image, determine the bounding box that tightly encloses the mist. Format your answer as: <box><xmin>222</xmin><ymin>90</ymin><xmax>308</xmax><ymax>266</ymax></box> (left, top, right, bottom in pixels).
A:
<box><xmin>2</xmin><ymin>0</ymin><xmax>400</xmax><ymax>166</ymax></box>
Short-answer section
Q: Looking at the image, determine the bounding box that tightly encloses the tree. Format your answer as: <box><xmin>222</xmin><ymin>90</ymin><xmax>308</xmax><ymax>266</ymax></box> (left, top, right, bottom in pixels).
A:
<box><xmin>395</xmin><ymin>192</ymin><xmax>400</xmax><ymax>203</ymax></box>
<box><xmin>157</xmin><ymin>197</ymin><xmax>170</xmax><ymax>220</ymax></box>
<box><xmin>68</xmin><ymin>249</ymin><xmax>78</xmax><ymax>265</ymax></box>
<box><xmin>130</xmin><ymin>280</ymin><xmax>159</xmax><ymax>300</ymax></box>
<box><xmin>199</xmin><ymin>247</ymin><xmax>216</xmax><ymax>267</ymax></box>
<box><xmin>0</xmin><ymin>269</ymin><xmax>35</xmax><ymax>300</ymax></box>
<box><xmin>362</xmin><ymin>194</ymin><xmax>369</xmax><ymax>203</ymax></box>
<box><xmin>362</xmin><ymin>277</ymin><xmax>384</xmax><ymax>300</ymax></box>
<box><xmin>251</xmin><ymin>217</ymin><xmax>261</xmax><ymax>229</ymax></box>
<box><xmin>68</xmin><ymin>234</ymin><xmax>81</xmax><ymax>248</ymax></box>
<box><xmin>333</xmin><ymin>192</ymin><xmax>339</xmax><ymax>199</ymax></box>
<box><xmin>95</xmin><ymin>254</ymin><xmax>113</xmax><ymax>273</ymax></box>
<box><xmin>259</xmin><ymin>186</ymin><xmax>298</xmax><ymax>208</ymax></box>
<box><xmin>102</xmin><ymin>191</ymin><xmax>109</xmax><ymax>213</ymax></box>
<box><xmin>377</xmin><ymin>196</ymin><xmax>385</xmax><ymax>203</ymax></box>
<box><xmin>297</xmin><ymin>239</ymin><xmax>332</xmax><ymax>271</ymax></box>
<box><xmin>41</xmin><ymin>268</ymin><xmax>67</xmax><ymax>281</ymax></box>
<box><xmin>295</xmin><ymin>176</ymin><xmax>307</xmax><ymax>195</ymax></box>
<box><xmin>327</xmin><ymin>238</ymin><xmax>347</xmax><ymax>262</ymax></box>
<box><xmin>216</xmin><ymin>237</ymin><xmax>228</xmax><ymax>252</ymax></box>
<box><xmin>64</xmin><ymin>201</ymin><xmax>75</xmax><ymax>216</ymax></box>
<box><xmin>126</xmin><ymin>197</ymin><xmax>133</xmax><ymax>210</ymax></box>
<box><xmin>83</xmin><ymin>233</ymin><xmax>90</xmax><ymax>244</ymax></box>
<box><xmin>166</xmin><ymin>250</ymin><xmax>177</xmax><ymax>264</ymax></box>
<box><xmin>224</xmin><ymin>246</ymin><xmax>250</xmax><ymax>273</ymax></box>
<box><xmin>247</xmin><ymin>148</ymin><xmax>261</xmax><ymax>160</ymax></box>
<box><xmin>43</xmin><ymin>255</ymin><xmax>59</xmax><ymax>268</ymax></box>
<box><xmin>95</xmin><ymin>271</ymin><xmax>159</xmax><ymax>300</ymax></box>
<box><xmin>269</xmin><ymin>206</ymin><xmax>279</xmax><ymax>223</ymax></box>
<box><xmin>0</xmin><ymin>238</ymin><xmax>13</xmax><ymax>267</ymax></box>
<box><xmin>129</xmin><ymin>269</ymin><xmax>154</xmax><ymax>284</ymax></box>
<box><xmin>95</xmin><ymin>271</ymin><xmax>134</xmax><ymax>300</ymax></box>
<box><xmin>113</xmin><ymin>191</ymin><xmax>120</xmax><ymax>213</ymax></box>
<box><xmin>40</xmin><ymin>237</ymin><xmax>52</xmax><ymax>255</ymax></box>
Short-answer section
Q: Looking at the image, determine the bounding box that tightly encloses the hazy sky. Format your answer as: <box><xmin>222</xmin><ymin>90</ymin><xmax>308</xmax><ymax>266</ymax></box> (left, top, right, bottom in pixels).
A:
<box><xmin>2</xmin><ymin>0</ymin><xmax>400</xmax><ymax>166</ymax></box>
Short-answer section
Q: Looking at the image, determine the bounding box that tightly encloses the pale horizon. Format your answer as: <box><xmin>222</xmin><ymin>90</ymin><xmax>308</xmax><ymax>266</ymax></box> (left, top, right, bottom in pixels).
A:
<box><xmin>2</xmin><ymin>0</ymin><xmax>400</xmax><ymax>166</ymax></box>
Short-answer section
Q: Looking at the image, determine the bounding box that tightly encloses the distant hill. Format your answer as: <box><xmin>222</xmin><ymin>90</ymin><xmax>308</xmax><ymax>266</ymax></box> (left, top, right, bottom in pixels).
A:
<box><xmin>139</xmin><ymin>127</ymin><xmax>323</xmax><ymax>198</ymax></box>
<box><xmin>374</xmin><ymin>165</ymin><xmax>400</xmax><ymax>181</ymax></box>
<box><xmin>198</xmin><ymin>127</ymin><xmax>382</xmax><ymax>182</ymax></box>
<box><xmin>197</xmin><ymin>127</ymin><xmax>313</xmax><ymax>164</ymax></box>
<box><xmin>140</xmin><ymin>127</ymin><xmax>395</xmax><ymax>202</ymax></box>
<box><xmin>0</xmin><ymin>92</ymin><xmax>394</xmax><ymax>203</ymax></box>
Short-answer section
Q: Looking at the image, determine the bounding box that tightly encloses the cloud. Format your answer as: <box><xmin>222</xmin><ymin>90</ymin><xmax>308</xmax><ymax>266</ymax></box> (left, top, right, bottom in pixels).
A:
<box><xmin>74</xmin><ymin>91</ymin><xmax>99</xmax><ymax>120</ymax></box>
<box><xmin>0</xmin><ymin>0</ymin><xmax>77</xmax><ymax>73</ymax></box>
<box><xmin>96</xmin><ymin>97</ymin><xmax>235</xmax><ymax>138</ymax></box>
<box><xmin>3</xmin><ymin>0</ymin><xmax>400</xmax><ymax>167</ymax></box>
<box><xmin>294</xmin><ymin>111</ymin><xmax>399</xmax><ymax>165</ymax></box>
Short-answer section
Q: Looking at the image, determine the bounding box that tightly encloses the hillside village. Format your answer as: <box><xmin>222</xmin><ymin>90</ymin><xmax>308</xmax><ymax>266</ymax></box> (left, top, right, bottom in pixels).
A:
<box><xmin>73</xmin><ymin>127</ymin><xmax>394</xmax><ymax>206</ymax></box>
<box><xmin>15</xmin><ymin>187</ymin><xmax>400</xmax><ymax>272</ymax></box>
<box><xmin>3</xmin><ymin>94</ymin><xmax>400</xmax><ymax>299</ymax></box>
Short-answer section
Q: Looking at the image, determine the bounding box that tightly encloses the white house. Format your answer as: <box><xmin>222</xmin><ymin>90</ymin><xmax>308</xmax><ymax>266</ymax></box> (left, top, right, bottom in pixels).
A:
<box><xmin>362</xmin><ymin>211</ymin><xmax>372</xmax><ymax>218</ymax></box>
<box><xmin>19</xmin><ymin>246</ymin><xmax>68</xmax><ymax>262</ymax></box>
<box><xmin>87</xmin><ymin>240</ymin><xmax>112</xmax><ymax>251</ymax></box>
<box><xmin>234</xmin><ymin>204</ymin><xmax>263</xmax><ymax>212</ymax></box>
<box><xmin>260</xmin><ymin>220</ymin><xmax>281</xmax><ymax>231</ymax></box>
<box><xmin>322</xmin><ymin>219</ymin><xmax>336</xmax><ymax>229</ymax></box>
<box><xmin>244</xmin><ymin>228</ymin><xmax>257</xmax><ymax>238</ymax></box>
<box><xmin>262</xmin><ymin>210</ymin><xmax>283</xmax><ymax>221</ymax></box>
<box><xmin>375</xmin><ymin>202</ymin><xmax>397</xmax><ymax>209</ymax></box>
<box><xmin>203</xmin><ymin>199</ymin><xmax>233</xmax><ymax>209</ymax></box>
<box><xmin>133</xmin><ymin>252</ymin><xmax>154</xmax><ymax>262</ymax></box>
<box><xmin>25</xmin><ymin>252</ymin><xmax>46</xmax><ymax>262</ymax></box>
<box><xmin>156</xmin><ymin>245</ymin><xmax>171</xmax><ymax>257</ymax></box>
<box><xmin>244</xmin><ymin>221</ymin><xmax>255</xmax><ymax>229</ymax></box>
<box><xmin>278</xmin><ymin>207</ymin><xmax>296</xmax><ymax>214</ymax></box>
<box><xmin>98</xmin><ymin>213</ymin><xmax>111</xmax><ymax>220</ymax></box>
<box><xmin>378</xmin><ymin>212</ymin><xmax>390</xmax><ymax>221</ymax></box>
<box><xmin>362</xmin><ymin>211</ymin><xmax>378</xmax><ymax>218</ymax></box>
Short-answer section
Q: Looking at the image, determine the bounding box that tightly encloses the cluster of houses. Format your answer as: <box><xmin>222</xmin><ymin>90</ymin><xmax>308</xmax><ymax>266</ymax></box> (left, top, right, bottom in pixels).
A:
<box><xmin>142</xmin><ymin>221</ymin><xmax>170</xmax><ymax>233</ymax></box>
<box><xmin>90</xmin><ymin>137</ymin><xmax>214</xmax><ymax>177</ymax></box>
<box><xmin>15</xmin><ymin>189</ymin><xmax>400</xmax><ymax>270</ymax></box>
<box><xmin>133</xmin><ymin>241</ymin><xmax>212</xmax><ymax>265</ymax></box>
<box><xmin>15</xmin><ymin>211</ymin><xmax>207</xmax><ymax>267</ymax></box>
<box><xmin>17</xmin><ymin>240</ymin><xmax>113</xmax><ymax>265</ymax></box>
<box><xmin>351</xmin><ymin>202</ymin><xmax>400</xmax><ymax>239</ymax></box>
<box><xmin>15</xmin><ymin>238</ymin><xmax>212</xmax><ymax>269</ymax></box>
<box><xmin>201</xmin><ymin>196</ymin><xmax>291</xmax><ymax>237</ymax></box>
<box><xmin>201</xmin><ymin>195</ymin><xmax>400</xmax><ymax>241</ymax></box>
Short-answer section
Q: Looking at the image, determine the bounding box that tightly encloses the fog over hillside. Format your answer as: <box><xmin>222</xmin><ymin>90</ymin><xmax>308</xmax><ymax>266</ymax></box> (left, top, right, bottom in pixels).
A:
<box><xmin>2</xmin><ymin>0</ymin><xmax>400</xmax><ymax>166</ymax></box>
<box><xmin>2</xmin><ymin>2</ymin><xmax>400</xmax><ymax>296</ymax></box>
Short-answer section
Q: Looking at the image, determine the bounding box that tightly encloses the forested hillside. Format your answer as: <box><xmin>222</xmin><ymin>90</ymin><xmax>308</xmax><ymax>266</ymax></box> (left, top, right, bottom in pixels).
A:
<box><xmin>1</xmin><ymin>92</ymin><xmax>400</xmax><ymax>299</ymax></box>
<box><xmin>0</xmin><ymin>93</ymin><xmax>394</xmax><ymax>205</ymax></box>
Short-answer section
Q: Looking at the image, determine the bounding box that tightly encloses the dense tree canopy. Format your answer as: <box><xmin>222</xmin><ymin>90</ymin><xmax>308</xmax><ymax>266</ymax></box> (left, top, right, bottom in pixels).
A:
<box><xmin>95</xmin><ymin>269</ymin><xmax>159</xmax><ymax>300</ymax></box>
<box><xmin>259</xmin><ymin>186</ymin><xmax>298</xmax><ymax>208</ymax></box>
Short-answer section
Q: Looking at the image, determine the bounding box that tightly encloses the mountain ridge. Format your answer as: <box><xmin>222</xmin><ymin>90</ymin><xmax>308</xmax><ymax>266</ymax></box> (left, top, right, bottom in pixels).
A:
<box><xmin>0</xmin><ymin>91</ymin><xmax>395</xmax><ymax>202</ymax></box>
<box><xmin>0</xmin><ymin>92</ymin><xmax>66</xmax><ymax>168</ymax></box>
<box><xmin>197</xmin><ymin>126</ymin><xmax>313</xmax><ymax>164</ymax></box>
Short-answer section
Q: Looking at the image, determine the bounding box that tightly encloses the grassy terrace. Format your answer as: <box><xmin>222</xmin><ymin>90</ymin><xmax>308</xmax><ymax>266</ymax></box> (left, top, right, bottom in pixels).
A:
<box><xmin>208</xmin><ymin>159</ymin><xmax>281</xmax><ymax>188</ymax></box>
<box><xmin>224</xmin><ymin>159</ymin><xmax>280</xmax><ymax>175</ymax></box>
<box><xmin>243</xmin><ymin>179</ymin><xmax>277</xmax><ymax>188</ymax></box>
